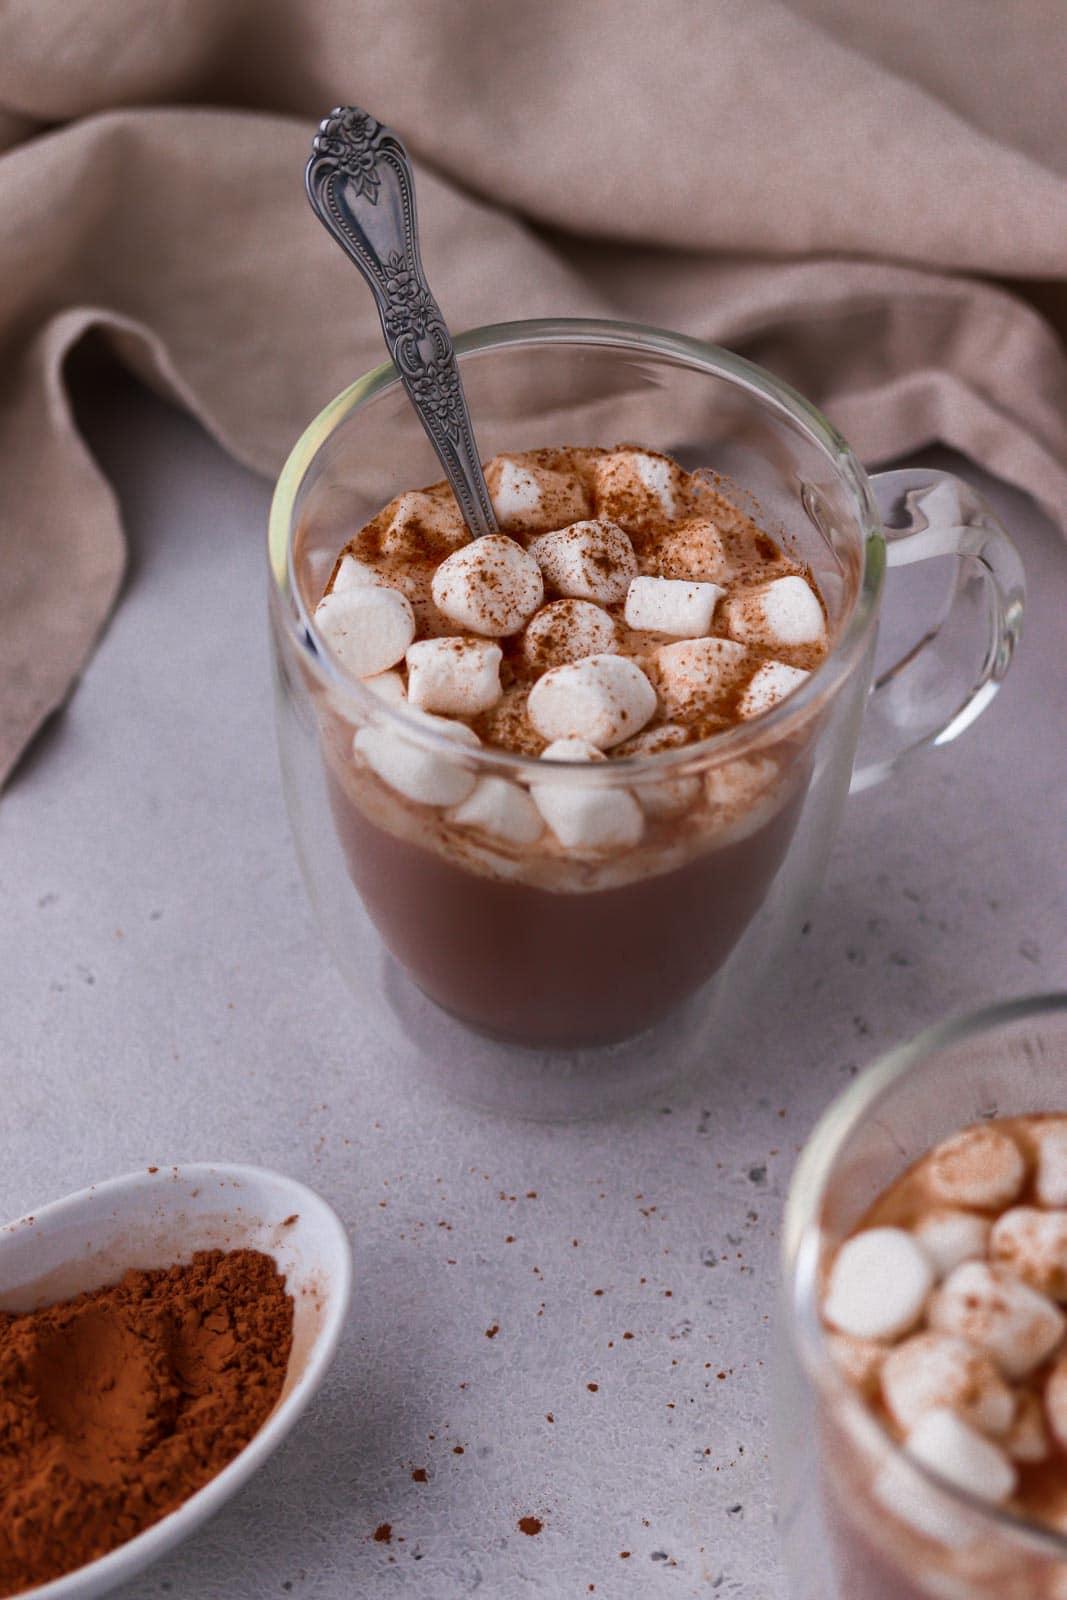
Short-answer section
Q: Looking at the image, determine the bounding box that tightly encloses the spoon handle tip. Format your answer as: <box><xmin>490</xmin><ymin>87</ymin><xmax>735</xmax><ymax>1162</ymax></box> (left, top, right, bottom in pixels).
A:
<box><xmin>306</xmin><ymin>105</ymin><xmax>498</xmax><ymax>538</ymax></box>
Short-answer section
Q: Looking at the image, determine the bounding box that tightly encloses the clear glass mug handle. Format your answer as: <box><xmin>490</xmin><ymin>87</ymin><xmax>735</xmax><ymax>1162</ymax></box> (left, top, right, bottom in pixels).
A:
<box><xmin>849</xmin><ymin>468</ymin><xmax>1026</xmax><ymax>792</ymax></box>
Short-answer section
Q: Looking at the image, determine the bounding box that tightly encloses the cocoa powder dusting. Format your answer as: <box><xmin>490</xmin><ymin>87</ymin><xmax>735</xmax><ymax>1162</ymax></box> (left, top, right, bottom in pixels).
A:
<box><xmin>0</xmin><ymin>1249</ymin><xmax>293</xmax><ymax>1597</ymax></box>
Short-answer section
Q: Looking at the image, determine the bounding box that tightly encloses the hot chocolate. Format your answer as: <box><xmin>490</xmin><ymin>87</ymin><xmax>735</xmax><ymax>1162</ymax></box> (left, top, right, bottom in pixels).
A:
<box><xmin>312</xmin><ymin>446</ymin><xmax>829</xmax><ymax>1045</ymax></box>
<box><xmin>821</xmin><ymin>1114</ymin><xmax>1067</xmax><ymax>1598</ymax></box>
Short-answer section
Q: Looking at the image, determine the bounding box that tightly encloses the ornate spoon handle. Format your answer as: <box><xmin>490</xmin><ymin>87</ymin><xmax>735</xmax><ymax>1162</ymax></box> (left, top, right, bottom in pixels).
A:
<box><xmin>305</xmin><ymin>106</ymin><xmax>498</xmax><ymax>538</ymax></box>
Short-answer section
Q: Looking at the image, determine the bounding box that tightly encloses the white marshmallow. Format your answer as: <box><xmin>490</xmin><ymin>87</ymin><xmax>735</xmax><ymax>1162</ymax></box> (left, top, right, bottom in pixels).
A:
<box><xmin>528</xmin><ymin>520</ymin><xmax>638</xmax><ymax>604</ymax></box>
<box><xmin>332</xmin><ymin>552</ymin><xmax>389</xmax><ymax>592</ymax></box>
<box><xmin>652</xmin><ymin>636</ymin><xmax>748</xmax><ymax>718</ymax></box>
<box><xmin>432</xmin><ymin>535</ymin><xmax>543</xmax><ymax>637</ymax></box>
<box><xmin>485</xmin><ymin>455</ymin><xmax>588</xmax><ymax>533</ymax></box>
<box><xmin>991</xmin><ymin>1207</ymin><xmax>1067</xmax><ymax>1301</ymax></box>
<box><xmin>827</xmin><ymin>1332</ymin><xmax>888</xmax><ymax>1396</ymax></box>
<box><xmin>448</xmin><ymin>776</ymin><xmax>543</xmax><ymax>846</ymax></box>
<box><xmin>527</xmin><ymin>654</ymin><xmax>657</xmax><ymax>750</ymax></box>
<box><xmin>1005</xmin><ymin>1390</ymin><xmax>1050</xmax><ymax>1463</ymax></box>
<box><xmin>904</xmin><ymin>1408</ymin><xmax>1016</xmax><ymax>1505</ymax></box>
<box><xmin>615</xmin><ymin>723</ymin><xmax>701</xmax><ymax>820</ymax></box>
<box><xmin>354</xmin><ymin>711</ymin><xmax>480</xmax><ymax>807</ymax></box>
<box><xmin>823</xmin><ymin>1228</ymin><xmax>935</xmax><ymax>1341</ymax></box>
<box><xmin>363</xmin><ymin>669</ymin><xmax>407</xmax><ymax>705</ymax></box>
<box><xmin>327</xmin><ymin>666</ymin><xmax>405</xmax><ymax>723</ymax></box>
<box><xmin>593</xmin><ymin>449</ymin><xmax>679</xmax><ymax>522</ymax></box>
<box><xmin>648</xmin><ymin>518</ymin><xmax>731</xmax><ymax>583</ymax></box>
<box><xmin>379</xmin><ymin>489</ymin><xmax>467</xmax><ymax>555</ymax></box>
<box><xmin>1031</xmin><ymin>1121</ymin><xmax>1067</xmax><ymax>1208</ymax></box>
<box><xmin>722</xmin><ymin>575</ymin><xmax>827</xmax><ymax>649</ymax></box>
<box><xmin>522</xmin><ymin>600</ymin><xmax>618</xmax><ymax>670</ymax></box>
<box><xmin>487</xmin><ymin>457</ymin><xmax>541</xmax><ymax>527</ymax></box>
<box><xmin>880</xmin><ymin>1333</ymin><xmax>1015</xmax><ymax>1437</ymax></box>
<box><xmin>624</xmin><ymin>575</ymin><xmax>725</xmax><ymax>637</ymax></box>
<box><xmin>405</xmin><ymin>637</ymin><xmax>502</xmax><ymax>716</ymax></box>
<box><xmin>872</xmin><ymin>1454</ymin><xmax>977</xmax><ymax>1549</ymax></box>
<box><xmin>704</xmin><ymin>756</ymin><xmax>782</xmax><ymax>844</ymax></box>
<box><xmin>738</xmin><ymin>661</ymin><xmax>810</xmax><ymax>720</ymax></box>
<box><xmin>928</xmin><ymin>1261</ymin><xmax>1066</xmax><ymax>1379</ymax></box>
<box><xmin>912</xmin><ymin>1209</ymin><xmax>992</xmax><ymax>1280</ymax></box>
<box><xmin>926</xmin><ymin>1125</ymin><xmax>1026</xmax><ymax>1210</ymax></box>
<box><xmin>1046</xmin><ymin>1357</ymin><xmax>1067</xmax><ymax>1452</ymax></box>
<box><xmin>533</xmin><ymin>739</ymin><xmax>643</xmax><ymax>852</ymax></box>
<box><xmin>315</xmin><ymin>584</ymin><xmax>416</xmax><ymax>678</ymax></box>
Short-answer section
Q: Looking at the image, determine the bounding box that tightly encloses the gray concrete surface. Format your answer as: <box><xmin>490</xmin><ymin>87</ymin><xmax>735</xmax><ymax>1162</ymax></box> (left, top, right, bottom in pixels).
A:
<box><xmin>2</xmin><ymin>371</ymin><xmax>1065</xmax><ymax>1598</ymax></box>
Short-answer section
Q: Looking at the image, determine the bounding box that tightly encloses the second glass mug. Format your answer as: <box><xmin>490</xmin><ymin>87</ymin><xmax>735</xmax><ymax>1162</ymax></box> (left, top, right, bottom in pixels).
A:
<box><xmin>777</xmin><ymin>996</ymin><xmax>1067</xmax><ymax>1600</ymax></box>
<box><xmin>268</xmin><ymin>320</ymin><xmax>1023</xmax><ymax>1110</ymax></box>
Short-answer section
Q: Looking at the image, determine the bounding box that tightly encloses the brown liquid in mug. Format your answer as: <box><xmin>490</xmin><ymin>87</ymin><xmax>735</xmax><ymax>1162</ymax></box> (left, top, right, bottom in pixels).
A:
<box><xmin>325</xmin><ymin>758</ymin><xmax>806</xmax><ymax>1046</ymax></box>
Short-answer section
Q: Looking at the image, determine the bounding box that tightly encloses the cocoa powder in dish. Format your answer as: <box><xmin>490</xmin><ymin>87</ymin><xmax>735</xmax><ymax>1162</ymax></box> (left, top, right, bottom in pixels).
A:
<box><xmin>0</xmin><ymin>1248</ymin><xmax>293</xmax><ymax>1596</ymax></box>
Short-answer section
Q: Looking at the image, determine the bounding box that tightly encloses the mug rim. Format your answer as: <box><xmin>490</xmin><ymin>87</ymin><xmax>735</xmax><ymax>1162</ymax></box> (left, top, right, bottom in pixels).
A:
<box><xmin>267</xmin><ymin>316</ymin><xmax>886</xmax><ymax>781</ymax></box>
<box><xmin>782</xmin><ymin>991</ymin><xmax>1067</xmax><ymax>1561</ymax></box>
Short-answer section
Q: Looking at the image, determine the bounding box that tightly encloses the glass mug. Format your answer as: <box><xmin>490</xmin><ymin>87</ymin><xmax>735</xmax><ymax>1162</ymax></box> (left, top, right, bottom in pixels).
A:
<box><xmin>778</xmin><ymin>996</ymin><xmax>1067</xmax><ymax>1600</ymax></box>
<box><xmin>267</xmin><ymin>319</ymin><xmax>1023</xmax><ymax>1112</ymax></box>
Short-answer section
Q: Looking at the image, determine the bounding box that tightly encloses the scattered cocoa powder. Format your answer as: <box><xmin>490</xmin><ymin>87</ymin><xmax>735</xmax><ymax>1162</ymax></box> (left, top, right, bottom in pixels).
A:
<box><xmin>0</xmin><ymin>1248</ymin><xmax>292</xmax><ymax>1597</ymax></box>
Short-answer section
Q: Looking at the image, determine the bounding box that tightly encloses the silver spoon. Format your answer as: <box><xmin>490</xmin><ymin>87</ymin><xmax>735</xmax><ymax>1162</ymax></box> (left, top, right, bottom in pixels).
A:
<box><xmin>305</xmin><ymin>105</ymin><xmax>498</xmax><ymax>538</ymax></box>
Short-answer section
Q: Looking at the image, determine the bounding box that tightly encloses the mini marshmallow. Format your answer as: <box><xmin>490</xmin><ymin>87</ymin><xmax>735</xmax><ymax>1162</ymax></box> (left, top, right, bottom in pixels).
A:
<box><xmin>485</xmin><ymin>454</ymin><xmax>588</xmax><ymax>533</ymax></box>
<box><xmin>432</xmin><ymin>535</ymin><xmax>543</xmax><ymax>637</ymax></box>
<box><xmin>926</xmin><ymin>1126</ymin><xmax>1026</xmax><ymax>1210</ymax></box>
<box><xmin>378</xmin><ymin>489</ymin><xmax>467</xmax><ymax>556</ymax></box>
<box><xmin>315</xmin><ymin>584</ymin><xmax>416</xmax><ymax>678</ymax></box>
<box><xmin>880</xmin><ymin>1333</ymin><xmax>1015</xmax><ymax>1437</ymax></box>
<box><xmin>532</xmin><ymin>739</ymin><xmax>643</xmax><ymax>851</ymax></box>
<box><xmin>593</xmin><ymin>448</ymin><xmax>679</xmax><ymax>523</ymax></box>
<box><xmin>623</xmin><ymin>575</ymin><xmax>725</xmax><ymax>637</ymax></box>
<box><xmin>827</xmin><ymin>1332</ymin><xmax>888</xmax><ymax>1397</ymax></box>
<box><xmin>527</xmin><ymin>654</ymin><xmax>657</xmax><ymax>750</ymax></box>
<box><xmin>1005</xmin><ymin>1390</ymin><xmax>1050</xmax><ymax>1463</ymax></box>
<box><xmin>991</xmin><ymin>1207</ymin><xmax>1067</xmax><ymax>1301</ymax></box>
<box><xmin>615</xmin><ymin>723</ymin><xmax>701</xmax><ymax>820</ymax></box>
<box><xmin>1047</xmin><ymin>1357</ymin><xmax>1067</xmax><ymax>1452</ymax></box>
<box><xmin>486</xmin><ymin>457</ymin><xmax>541</xmax><ymax>527</ymax></box>
<box><xmin>448</xmin><ymin>776</ymin><xmax>544</xmax><ymax>846</ymax></box>
<box><xmin>354</xmin><ymin>711</ymin><xmax>480</xmax><ymax>807</ymax></box>
<box><xmin>363</xmin><ymin>669</ymin><xmax>407</xmax><ymax>705</ymax></box>
<box><xmin>522</xmin><ymin>600</ymin><xmax>618</xmax><ymax>671</ymax></box>
<box><xmin>1031</xmin><ymin>1121</ymin><xmax>1067</xmax><ymax>1208</ymax></box>
<box><xmin>704</xmin><ymin>756</ymin><xmax>782</xmax><ymax>844</ymax></box>
<box><xmin>652</xmin><ymin>636</ymin><xmax>748</xmax><ymax>718</ymax></box>
<box><xmin>738</xmin><ymin>661</ymin><xmax>810</xmax><ymax>720</ymax></box>
<box><xmin>332</xmin><ymin>552</ymin><xmax>389</xmax><ymax>592</ymax></box>
<box><xmin>528</xmin><ymin>520</ymin><xmax>638</xmax><ymax>604</ymax></box>
<box><xmin>912</xmin><ymin>1209</ymin><xmax>992</xmax><ymax>1280</ymax></box>
<box><xmin>872</xmin><ymin>1454</ymin><xmax>976</xmax><ymax>1549</ymax></box>
<box><xmin>904</xmin><ymin>1408</ymin><xmax>1017</xmax><ymax>1505</ymax></box>
<box><xmin>405</xmin><ymin>637</ymin><xmax>503</xmax><ymax>716</ymax></box>
<box><xmin>928</xmin><ymin>1261</ymin><xmax>1066</xmax><ymax>1379</ymax></box>
<box><xmin>823</xmin><ymin>1228</ymin><xmax>935</xmax><ymax>1341</ymax></box>
<box><xmin>722</xmin><ymin>575</ymin><xmax>827</xmax><ymax>649</ymax></box>
<box><xmin>647</xmin><ymin>518</ymin><xmax>730</xmax><ymax>583</ymax></box>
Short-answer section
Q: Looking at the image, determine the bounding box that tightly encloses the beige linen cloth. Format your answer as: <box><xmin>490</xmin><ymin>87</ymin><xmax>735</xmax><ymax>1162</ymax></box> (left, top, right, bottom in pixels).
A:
<box><xmin>1</xmin><ymin>0</ymin><xmax>1066</xmax><ymax>786</ymax></box>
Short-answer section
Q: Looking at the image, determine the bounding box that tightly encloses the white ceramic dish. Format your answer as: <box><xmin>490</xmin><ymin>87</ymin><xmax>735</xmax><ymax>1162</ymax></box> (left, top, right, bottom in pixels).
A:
<box><xmin>0</xmin><ymin>1162</ymin><xmax>352</xmax><ymax>1599</ymax></box>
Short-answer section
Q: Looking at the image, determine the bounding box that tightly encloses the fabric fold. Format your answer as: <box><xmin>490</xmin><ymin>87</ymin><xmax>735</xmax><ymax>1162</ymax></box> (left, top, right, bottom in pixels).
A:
<box><xmin>1</xmin><ymin>1</ymin><xmax>1065</xmax><ymax>785</ymax></box>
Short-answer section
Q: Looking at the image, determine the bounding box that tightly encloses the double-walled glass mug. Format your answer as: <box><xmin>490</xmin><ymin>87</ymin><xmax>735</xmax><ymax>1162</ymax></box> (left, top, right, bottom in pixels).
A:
<box><xmin>268</xmin><ymin>319</ymin><xmax>1023</xmax><ymax>1112</ymax></box>
<box><xmin>777</xmin><ymin>996</ymin><xmax>1067</xmax><ymax>1600</ymax></box>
